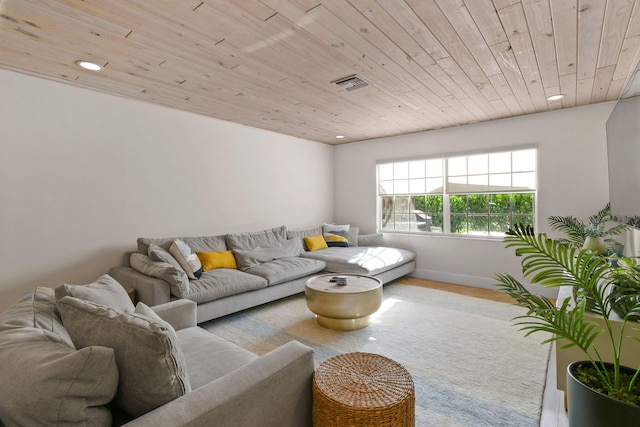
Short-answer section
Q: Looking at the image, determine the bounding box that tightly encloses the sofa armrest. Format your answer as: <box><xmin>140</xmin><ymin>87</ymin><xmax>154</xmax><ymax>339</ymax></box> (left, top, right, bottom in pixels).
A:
<box><xmin>151</xmin><ymin>300</ymin><xmax>197</xmax><ymax>330</ymax></box>
<box><xmin>109</xmin><ymin>266</ymin><xmax>171</xmax><ymax>307</ymax></box>
<box><xmin>123</xmin><ymin>340</ymin><xmax>314</xmax><ymax>427</ymax></box>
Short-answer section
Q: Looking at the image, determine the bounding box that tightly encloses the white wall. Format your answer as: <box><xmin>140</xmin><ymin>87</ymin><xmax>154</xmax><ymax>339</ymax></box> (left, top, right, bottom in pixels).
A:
<box><xmin>334</xmin><ymin>103</ymin><xmax>616</xmax><ymax>296</ymax></box>
<box><xmin>0</xmin><ymin>69</ymin><xmax>334</xmax><ymax>309</ymax></box>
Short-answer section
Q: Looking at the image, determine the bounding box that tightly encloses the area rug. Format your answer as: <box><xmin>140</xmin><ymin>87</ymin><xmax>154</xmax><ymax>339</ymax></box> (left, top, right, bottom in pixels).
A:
<box><xmin>202</xmin><ymin>281</ymin><xmax>551</xmax><ymax>427</ymax></box>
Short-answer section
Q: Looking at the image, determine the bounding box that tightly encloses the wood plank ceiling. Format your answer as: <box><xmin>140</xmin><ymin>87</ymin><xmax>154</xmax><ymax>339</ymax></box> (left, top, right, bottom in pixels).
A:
<box><xmin>2</xmin><ymin>0</ymin><xmax>640</xmax><ymax>145</ymax></box>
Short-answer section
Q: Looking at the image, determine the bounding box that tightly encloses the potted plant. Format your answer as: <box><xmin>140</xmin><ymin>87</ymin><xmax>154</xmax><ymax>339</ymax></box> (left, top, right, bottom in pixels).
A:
<box><xmin>495</xmin><ymin>224</ymin><xmax>640</xmax><ymax>426</ymax></box>
<box><xmin>547</xmin><ymin>203</ymin><xmax>627</xmax><ymax>254</ymax></box>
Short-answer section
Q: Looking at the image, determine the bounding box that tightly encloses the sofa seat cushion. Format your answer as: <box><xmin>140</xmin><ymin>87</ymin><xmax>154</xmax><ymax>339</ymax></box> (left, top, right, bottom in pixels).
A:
<box><xmin>186</xmin><ymin>269</ymin><xmax>268</xmax><ymax>304</ymax></box>
<box><xmin>176</xmin><ymin>327</ymin><xmax>258</xmax><ymax>390</ymax></box>
<box><xmin>0</xmin><ymin>288</ymin><xmax>118</xmax><ymax>427</ymax></box>
<box><xmin>245</xmin><ymin>257</ymin><xmax>326</xmax><ymax>285</ymax></box>
<box><xmin>302</xmin><ymin>246</ymin><xmax>416</xmax><ymax>275</ymax></box>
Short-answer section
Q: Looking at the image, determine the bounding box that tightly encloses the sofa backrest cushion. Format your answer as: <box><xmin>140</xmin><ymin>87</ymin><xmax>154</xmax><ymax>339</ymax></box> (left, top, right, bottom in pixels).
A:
<box><xmin>55</xmin><ymin>274</ymin><xmax>135</xmax><ymax>314</ymax></box>
<box><xmin>137</xmin><ymin>235</ymin><xmax>227</xmax><ymax>255</ymax></box>
<box><xmin>57</xmin><ymin>297</ymin><xmax>191</xmax><ymax>418</ymax></box>
<box><xmin>0</xmin><ymin>288</ymin><xmax>118</xmax><ymax>426</ymax></box>
<box><xmin>147</xmin><ymin>244</ymin><xmax>190</xmax><ymax>297</ymax></box>
<box><xmin>233</xmin><ymin>238</ymin><xmax>305</xmax><ymax>271</ymax></box>
<box><xmin>226</xmin><ymin>225</ymin><xmax>287</xmax><ymax>251</ymax></box>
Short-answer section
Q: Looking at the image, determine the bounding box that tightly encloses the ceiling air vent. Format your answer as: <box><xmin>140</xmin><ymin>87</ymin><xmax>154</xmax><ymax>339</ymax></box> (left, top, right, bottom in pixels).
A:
<box><xmin>332</xmin><ymin>75</ymin><xmax>369</xmax><ymax>91</ymax></box>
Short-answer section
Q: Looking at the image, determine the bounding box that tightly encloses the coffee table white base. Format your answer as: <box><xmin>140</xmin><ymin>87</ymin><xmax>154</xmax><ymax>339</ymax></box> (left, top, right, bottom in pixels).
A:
<box><xmin>305</xmin><ymin>274</ymin><xmax>383</xmax><ymax>331</ymax></box>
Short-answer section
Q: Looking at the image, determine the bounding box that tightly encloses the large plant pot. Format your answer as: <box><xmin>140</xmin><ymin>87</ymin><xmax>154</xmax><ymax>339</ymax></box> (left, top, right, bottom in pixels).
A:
<box><xmin>567</xmin><ymin>361</ymin><xmax>640</xmax><ymax>427</ymax></box>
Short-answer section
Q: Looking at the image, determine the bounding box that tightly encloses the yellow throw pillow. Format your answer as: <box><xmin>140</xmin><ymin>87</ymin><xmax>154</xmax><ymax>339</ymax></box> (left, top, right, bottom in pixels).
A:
<box><xmin>304</xmin><ymin>235</ymin><xmax>329</xmax><ymax>252</ymax></box>
<box><xmin>196</xmin><ymin>251</ymin><xmax>237</xmax><ymax>271</ymax></box>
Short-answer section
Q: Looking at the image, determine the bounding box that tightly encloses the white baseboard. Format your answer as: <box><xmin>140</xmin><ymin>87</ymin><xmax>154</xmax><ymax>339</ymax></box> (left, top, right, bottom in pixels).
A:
<box><xmin>409</xmin><ymin>268</ymin><xmax>559</xmax><ymax>299</ymax></box>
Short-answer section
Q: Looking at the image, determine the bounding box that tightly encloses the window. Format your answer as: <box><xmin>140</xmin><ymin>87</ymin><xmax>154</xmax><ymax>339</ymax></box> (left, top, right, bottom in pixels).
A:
<box><xmin>377</xmin><ymin>148</ymin><xmax>536</xmax><ymax>237</ymax></box>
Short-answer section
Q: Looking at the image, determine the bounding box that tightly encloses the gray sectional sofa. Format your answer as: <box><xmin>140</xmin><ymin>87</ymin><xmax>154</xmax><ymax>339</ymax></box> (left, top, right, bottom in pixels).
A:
<box><xmin>0</xmin><ymin>276</ymin><xmax>314</xmax><ymax>426</ymax></box>
<box><xmin>109</xmin><ymin>224</ymin><xmax>417</xmax><ymax>323</ymax></box>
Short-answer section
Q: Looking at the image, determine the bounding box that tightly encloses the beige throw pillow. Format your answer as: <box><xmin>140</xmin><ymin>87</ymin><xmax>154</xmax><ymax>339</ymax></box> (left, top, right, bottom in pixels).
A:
<box><xmin>57</xmin><ymin>296</ymin><xmax>191</xmax><ymax>418</ymax></box>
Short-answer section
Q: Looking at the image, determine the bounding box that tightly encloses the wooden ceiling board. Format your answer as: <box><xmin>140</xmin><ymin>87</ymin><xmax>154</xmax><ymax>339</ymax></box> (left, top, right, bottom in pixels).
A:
<box><xmin>1</xmin><ymin>0</ymin><xmax>640</xmax><ymax>145</ymax></box>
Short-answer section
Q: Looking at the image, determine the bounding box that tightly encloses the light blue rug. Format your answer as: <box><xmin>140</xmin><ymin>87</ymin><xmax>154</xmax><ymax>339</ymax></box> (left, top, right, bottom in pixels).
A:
<box><xmin>202</xmin><ymin>282</ymin><xmax>551</xmax><ymax>426</ymax></box>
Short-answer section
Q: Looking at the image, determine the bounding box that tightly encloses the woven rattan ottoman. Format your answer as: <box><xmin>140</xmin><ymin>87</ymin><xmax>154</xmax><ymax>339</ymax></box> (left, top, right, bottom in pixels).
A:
<box><xmin>313</xmin><ymin>352</ymin><xmax>415</xmax><ymax>426</ymax></box>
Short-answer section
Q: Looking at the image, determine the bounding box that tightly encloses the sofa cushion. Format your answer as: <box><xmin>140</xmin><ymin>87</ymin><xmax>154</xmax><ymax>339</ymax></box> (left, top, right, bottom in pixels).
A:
<box><xmin>0</xmin><ymin>288</ymin><xmax>118</xmax><ymax>427</ymax></box>
<box><xmin>226</xmin><ymin>225</ymin><xmax>287</xmax><ymax>251</ymax></box>
<box><xmin>148</xmin><ymin>244</ymin><xmax>190</xmax><ymax>297</ymax></box>
<box><xmin>130</xmin><ymin>253</ymin><xmax>190</xmax><ymax>298</ymax></box>
<box><xmin>0</xmin><ymin>287</ymin><xmax>74</xmax><ymax>347</ymax></box>
<box><xmin>137</xmin><ymin>235</ymin><xmax>227</xmax><ymax>255</ymax></box>
<box><xmin>287</xmin><ymin>225</ymin><xmax>323</xmax><ymax>249</ymax></box>
<box><xmin>302</xmin><ymin>246</ymin><xmax>416</xmax><ymax>275</ymax></box>
<box><xmin>358</xmin><ymin>233</ymin><xmax>384</xmax><ymax>246</ymax></box>
<box><xmin>233</xmin><ymin>239</ymin><xmax>305</xmax><ymax>271</ymax></box>
<box><xmin>57</xmin><ymin>296</ymin><xmax>191</xmax><ymax>418</ymax></box>
<box><xmin>186</xmin><ymin>269</ymin><xmax>268</xmax><ymax>304</ymax></box>
<box><xmin>55</xmin><ymin>274</ymin><xmax>135</xmax><ymax>314</ymax></box>
<box><xmin>176</xmin><ymin>327</ymin><xmax>258</xmax><ymax>390</ymax></box>
<box><xmin>323</xmin><ymin>223</ymin><xmax>350</xmax><ymax>247</ymax></box>
<box><xmin>196</xmin><ymin>250</ymin><xmax>238</xmax><ymax>271</ymax></box>
<box><xmin>245</xmin><ymin>257</ymin><xmax>326</xmax><ymax>285</ymax></box>
<box><xmin>304</xmin><ymin>235</ymin><xmax>328</xmax><ymax>252</ymax></box>
<box><xmin>169</xmin><ymin>239</ymin><xmax>203</xmax><ymax>279</ymax></box>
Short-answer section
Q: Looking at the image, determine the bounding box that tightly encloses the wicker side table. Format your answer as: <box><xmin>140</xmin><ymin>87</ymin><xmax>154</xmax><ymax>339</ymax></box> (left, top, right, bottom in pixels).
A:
<box><xmin>313</xmin><ymin>352</ymin><xmax>415</xmax><ymax>427</ymax></box>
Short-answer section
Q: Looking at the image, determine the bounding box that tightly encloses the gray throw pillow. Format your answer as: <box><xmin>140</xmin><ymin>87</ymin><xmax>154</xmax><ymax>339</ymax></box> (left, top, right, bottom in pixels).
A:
<box><xmin>57</xmin><ymin>296</ymin><xmax>191</xmax><ymax>418</ymax></box>
<box><xmin>55</xmin><ymin>274</ymin><xmax>135</xmax><ymax>313</ymax></box>
<box><xmin>0</xmin><ymin>288</ymin><xmax>118</xmax><ymax>427</ymax></box>
<box><xmin>148</xmin><ymin>244</ymin><xmax>190</xmax><ymax>297</ymax></box>
<box><xmin>130</xmin><ymin>253</ymin><xmax>190</xmax><ymax>298</ymax></box>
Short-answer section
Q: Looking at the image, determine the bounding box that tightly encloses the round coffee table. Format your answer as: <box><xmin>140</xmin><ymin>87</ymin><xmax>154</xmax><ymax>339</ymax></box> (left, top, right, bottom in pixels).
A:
<box><xmin>305</xmin><ymin>273</ymin><xmax>382</xmax><ymax>330</ymax></box>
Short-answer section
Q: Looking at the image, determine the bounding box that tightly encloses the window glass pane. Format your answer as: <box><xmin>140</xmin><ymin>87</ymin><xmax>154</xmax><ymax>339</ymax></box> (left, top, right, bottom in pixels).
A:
<box><xmin>409</xmin><ymin>178</ymin><xmax>425</xmax><ymax>194</ymax></box>
<box><xmin>512</xmin><ymin>149</ymin><xmax>536</xmax><ymax>172</ymax></box>
<box><xmin>409</xmin><ymin>161</ymin><xmax>425</xmax><ymax>178</ymax></box>
<box><xmin>512</xmin><ymin>172</ymin><xmax>536</xmax><ymax>189</ymax></box>
<box><xmin>468</xmin><ymin>174</ymin><xmax>488</xmax><ymax>188</ymax></box>
<box><xmin>468</xmin><ymin>194</ymin><xmax>489</xmax><ymax>213</ymax></box>
<box><xmin>381</xmin><ymin>196</ymin><xmax>394</xmax><ymax>229</ymax></box>
<box><xmin>394</xmin><ymin>162</ymin><xmax>409</xmax><ymax>179</ymax></box>
<box><xmin>379</xmin><ymin>163</ymin><xmax>393</xmax><ymax>180</ymax></box>
<box><xmin>379</xmin><ymin>180</ymin><xmax>394</xmax><ymax>195</ymax></box>
<box><xmin>490</xmin><ymin>214</ymin><xmax>512</xmax><ymax>234</ymax></box>
<box><xmin>489</xmin><ymin>173</ymin><xmax>511</xmax><ymax>188</ymax></box>
<box><xmin>450</xmin><ymin>195</ymin><xmax>467</xmax><ymax>213</ymax></box>
<box><xmin>448</xmin><ymin>156</ymin><xmax>467</xmax><ymax>176</ymax></box>
<box><xmin>395</xmin><ymin>179</ymin><xmax>409</xmax><ymax>194</ymax></box>
<box><xmin>426</xmin><ymin>177</ymin><xmax>443</xmax><ymax>194</ymax></box>
<box><xmin>489</xmin><ymin>152</ymin><xmax>511</xmax><ymax>173</ymax></box>
<box><xmin>426</xmin><ymin>158</ymin><xmax>443</xmax><ymax>177</ymax></box>
<box><xmin>490</xmin><ymin>194</ymin><xmax>511</xmax><ymax>213</ymax></box>
<box><xmin>512</xmin><ymin>193</ymin><xmax>534</xmax><ymax>213</ymax></box>
<box><xmin>468</xmin><ymin>154</ymin><xmax>488</xmax><ymax>175</ymax></box>
<box><xmin>450</xmin><ymin>213</ymin><xmax>468</xmax><ymax>234</ymax></box>
<box><xmin>468</xmin><ymin>214</ymin><xmax>489</xmax><ymax>235</ymax></box>
<box><xmin>394</xmin><ymin>196</ymin><xmax>410</xmax><ymax>213</ymax></box>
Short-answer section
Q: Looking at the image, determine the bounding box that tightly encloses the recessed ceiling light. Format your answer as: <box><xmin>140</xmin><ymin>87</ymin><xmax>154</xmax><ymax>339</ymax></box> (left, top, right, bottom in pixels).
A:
<box><xmin>547</xmin><ymin>94</ymin><xmax>565</xmax><ymax>101</ymax></box>
<box><xmin>76</xmin><ymin>60</ymin><xmax>102</xmax><ymax>71</ymax></box>
<box><xmin>336</xmin><ymin>135</ymin><xmax>345</xmax><ymax>139</ymax></box>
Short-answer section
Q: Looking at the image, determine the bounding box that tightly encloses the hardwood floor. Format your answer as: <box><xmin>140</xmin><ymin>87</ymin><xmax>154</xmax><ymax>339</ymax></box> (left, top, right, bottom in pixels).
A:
<box><xmin>397</xmin><ymin>277</ymin><xmax>569</xmax><ymax>426</ymax></box>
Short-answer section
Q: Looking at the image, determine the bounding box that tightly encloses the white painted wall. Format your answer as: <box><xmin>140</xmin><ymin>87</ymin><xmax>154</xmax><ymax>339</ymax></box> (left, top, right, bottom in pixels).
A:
<box><xmin>0</xmin><ymin>69</ymin><xmax>334</xmax><ymax>309</ymax></box>
<box><xmin>333</xmin><ymin>103</ymin><xmax>616</xmax><ymax>296</ymax></box>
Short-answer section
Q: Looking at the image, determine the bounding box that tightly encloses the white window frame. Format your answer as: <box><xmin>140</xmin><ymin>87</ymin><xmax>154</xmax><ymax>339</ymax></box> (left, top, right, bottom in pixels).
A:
<box><xmin>376</xmin><ymin>146</ymin><xmax>537</xmax><ymax>238</ymax></box>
